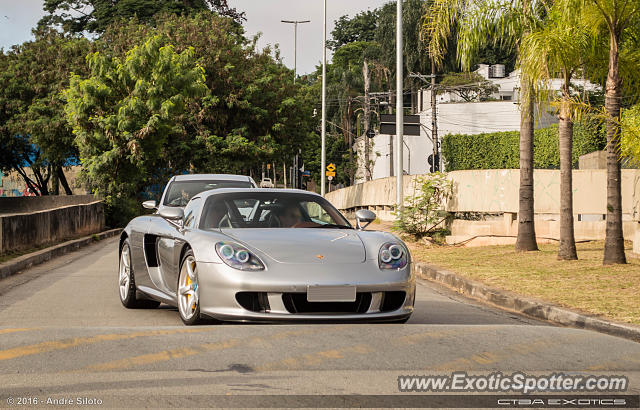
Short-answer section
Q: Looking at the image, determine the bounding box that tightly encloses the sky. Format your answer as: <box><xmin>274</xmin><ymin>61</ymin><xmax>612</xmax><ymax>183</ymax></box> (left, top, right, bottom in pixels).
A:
<box><xmin>0</xmin><ymin>0</ymin><xmax>391</xmax><ymax>75</ymax></box>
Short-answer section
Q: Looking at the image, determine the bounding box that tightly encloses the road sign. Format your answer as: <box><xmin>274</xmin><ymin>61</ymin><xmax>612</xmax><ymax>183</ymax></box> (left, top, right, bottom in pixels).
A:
<box><xmin>302</xmin><ymin>170</ymin><xmax>310</xmax><ymax>177</ymax></box>
<box><xmin>366</xmin><ymin>129</ymin><xmax>375</xmax><ymax>139</ymax></box>
<box><xmin>327</xmin><ymin>176</ymin><xmax>334</xmax><ymax>181</ymax></box>
<box><xmin>325</xmin><ymin>171</ymin><xmax>335</xmax><ymax>177</ymax></box>
<box><xmin>326</xmin><ymin>163</ymin><xmax>336</xmax><ymax>172</ymax></box>
<box><xmin>379</xmin><ymin>114</ymin><xmax>421</xmax><ymax>136</ymax></box>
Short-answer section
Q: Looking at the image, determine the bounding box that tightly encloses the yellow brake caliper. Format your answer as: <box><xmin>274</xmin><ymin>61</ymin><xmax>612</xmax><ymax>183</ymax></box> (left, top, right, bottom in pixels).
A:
<box><xmin>185</xmin><ymin>271</ymin><xmax>196</xmax><ymax>310</ymax></box>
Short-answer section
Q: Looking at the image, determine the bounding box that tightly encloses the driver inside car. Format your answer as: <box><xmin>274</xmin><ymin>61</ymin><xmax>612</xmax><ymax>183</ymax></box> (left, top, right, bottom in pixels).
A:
<box><xmin>203</xmin><ymin>201</ymin><xmax>228</xmax><ymax>229</ymax></box>
<box><xmin>278</xmin><ymin>203</ymin><xmax>303</xmax><ymax>227</ymax></box>
<box><xmin>169</xmin><ymin>189</ymin><xmax>191</xmax><ymax>206</ymax></box>
<box><xmin>276</xmin><ymin>203</ymin><xmax>321</xmax><ymax>228</ymax></box>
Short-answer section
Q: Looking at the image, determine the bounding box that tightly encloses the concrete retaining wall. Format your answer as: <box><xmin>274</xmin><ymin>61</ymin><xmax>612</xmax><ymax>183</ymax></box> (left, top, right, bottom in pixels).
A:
<box><xmin>326</xmin><ymin>169</ymin><xmax>640</xmax><ymax>216</ymax></box>
<box><xmin>325</xmin><ymin>169</ymin><xmax>640</xmax><ymax>246</ymax></box>
<box><xmin>0</xmin><ymin>197</ymin><xmax>104</xmax><ymax>254</ymax></box>
<box><xmin>0</xmin><ymin>195</ymin><xmax>98</xmax><ymax>214</ymax></box>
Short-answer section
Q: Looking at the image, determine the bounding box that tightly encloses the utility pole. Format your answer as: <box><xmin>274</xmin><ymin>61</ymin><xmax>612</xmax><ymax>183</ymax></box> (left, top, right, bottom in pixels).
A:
<box><xmin>281</xmin><ymin>20</ymin><xmax>310</xmax><ymax>83</ymax></box>
<box><xmin>431</xmin><ymin>58</ymin><xmax>439</xmax><ymax>171</ymax></box>
<box><xmin>409</xmin><ymin>70</ymin><xmax>438</xmax><ymax>171</ymax></box>
<box><xmin>347</xmin><ymin>98</ymin><xmax>355</xmax><ymax>185</ymax></box>
<box><xmin>387</xmin><ymin>94</ymin><xmax>394</xmax><ymax>178</ymax></box>
<box><xmin>363</xmin><ymin>60</ymin><xmax>371</xmax><ymax>181</ymax></box>
<box><xmin>320</xmin><ymin>0</ymin><xmax>327</xmax><ymax>196</ymax></box>
<box><xmin>395</xmin><ymin>0</ymin><xmax>403</xmax><ymax>210</ymax></box>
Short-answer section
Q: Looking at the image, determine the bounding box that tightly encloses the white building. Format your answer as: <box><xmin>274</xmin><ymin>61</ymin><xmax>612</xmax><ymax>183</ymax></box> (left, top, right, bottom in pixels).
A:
<box><xmin>358</xmin><ymin>64</ymin><xmax>599</xmax><ymax>183</ymax></box>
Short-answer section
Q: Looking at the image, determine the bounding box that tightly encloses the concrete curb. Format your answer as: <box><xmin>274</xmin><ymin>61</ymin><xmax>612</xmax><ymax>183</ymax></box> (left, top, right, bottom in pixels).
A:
<box><xmin>0</xmin><ymin>228</ymin><xmax>121</xmax><ymax>280</ymax></box>
<box><xmin>414</xmin><ymin>262</ymin><xmax>640</xmax><ymax>343</ymax></box>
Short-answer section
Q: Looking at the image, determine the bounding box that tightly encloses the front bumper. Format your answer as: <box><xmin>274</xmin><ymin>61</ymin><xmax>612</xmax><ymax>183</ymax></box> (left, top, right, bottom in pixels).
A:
<box><xmin>195</xmin><ymin>261</ymin><xmax>415</xmax><ymax>322</ymax></box>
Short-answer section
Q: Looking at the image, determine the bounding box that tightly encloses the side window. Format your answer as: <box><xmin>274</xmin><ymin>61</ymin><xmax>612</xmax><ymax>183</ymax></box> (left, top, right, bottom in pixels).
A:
<box><xmin>183</xmin><ymin>197</ymin><xmax>201</xmax><ymax>229</ymax></box>
<box><xmin>302</xmin><ymin>201</ymin><xmax>334</xmax><ymax>224</ymax></box>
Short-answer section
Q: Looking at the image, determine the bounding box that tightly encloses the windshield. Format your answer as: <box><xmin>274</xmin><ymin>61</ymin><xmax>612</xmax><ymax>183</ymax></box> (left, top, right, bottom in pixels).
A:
<box><xmin>199</xmin><ymin>192</ymin><xmax>352</xmax><ymax>229</ymax></box>
<box><xmin>163</xmin><ymin>180</ymin><xmax>253</xmax><ymax>207</ymax></box>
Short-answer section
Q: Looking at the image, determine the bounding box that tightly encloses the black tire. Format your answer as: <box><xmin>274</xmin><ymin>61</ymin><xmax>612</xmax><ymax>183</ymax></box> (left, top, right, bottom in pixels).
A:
<box><xmin>177</xmin><ymin>249</ymin><xmax>203</xmax><ymax>325</ymax></box>
<box><xmin>119</xmin><ymin>238</ymin><xmax>161</xmax><ymax>309</ymax></box>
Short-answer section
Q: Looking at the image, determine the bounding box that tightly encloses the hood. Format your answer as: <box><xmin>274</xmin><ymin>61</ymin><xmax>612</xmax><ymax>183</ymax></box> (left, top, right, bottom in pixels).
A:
<box><xmin>220</xmin><ymin>228</ymin><xmax>366</xmax><ymax>264</ymax></box>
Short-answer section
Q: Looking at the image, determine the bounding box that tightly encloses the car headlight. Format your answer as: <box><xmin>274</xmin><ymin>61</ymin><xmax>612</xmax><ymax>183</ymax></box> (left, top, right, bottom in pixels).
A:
<box><xmin>379</xmin><ymin>242</ymin><xmax>408</xmax><ymax>270</ymax></box>
<box><xmin>215</xmin><ymin>242</ymin><xmax>265</xmax><ymax>271</ymax></box>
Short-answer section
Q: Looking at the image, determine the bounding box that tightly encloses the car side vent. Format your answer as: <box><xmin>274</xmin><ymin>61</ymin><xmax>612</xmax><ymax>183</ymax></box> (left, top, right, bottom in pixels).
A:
<box><xmin>143</xmin><ymin>234</ymin><xmax>159</xmax><ymax>267</ymax></box>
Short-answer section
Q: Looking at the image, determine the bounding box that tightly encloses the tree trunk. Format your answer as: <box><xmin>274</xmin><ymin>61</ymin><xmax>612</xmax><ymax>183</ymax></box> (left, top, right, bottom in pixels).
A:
<box><xmin>347</xmin><ymin>98</ymin><xmax>355</xmax><ymax>185</ymax></box>
<box><xmin>603</xmin><ymin>30</ymin><xmax>626</xmax><ymax>264</ymax></box>
<box><xmin>52</xmin><ymin>171</ymin><xmax>60</xmax><ymax>195</ymax></box>
<box><xmin>32</xmin><ymin>166</ymin><xmax>50</xmax><ymax>196</ymax></box>
<box><xmin>514</xmin><ymin>75</ymin><xmax>538</xmax><ymax>251</ymax></box>
<box><xmin>388</xmin><ymin>90</ymin><xmax>394</xmax><ymax>177</ymax></box>
<box><xmin>15</xmin><ymin>166</ymin><xmax>40</xmax><ymax>196</ymax></box>
<box><xmin>363</xmin><ymin>59</ymin><xmax>371</xmax><ymax>181</ymax></box>
<box><xmin>558</xmin><ymin>79</ymin><xmax>577</xmax><ymax>260</ymax></box>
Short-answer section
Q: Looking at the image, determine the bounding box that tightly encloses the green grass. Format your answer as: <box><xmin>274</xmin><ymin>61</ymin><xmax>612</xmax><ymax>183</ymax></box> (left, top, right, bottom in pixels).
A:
<box><xmin>408</xmin><ymin>240</ymin><xmax>640</xmax><ymax>325</ymax></box>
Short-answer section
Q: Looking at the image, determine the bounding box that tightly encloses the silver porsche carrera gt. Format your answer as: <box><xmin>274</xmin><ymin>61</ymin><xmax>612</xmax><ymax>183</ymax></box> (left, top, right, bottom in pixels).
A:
<box><xmin>118</xmin><ymin>188</ymin><xmax>415</xmax><ymax>325</ymax></box>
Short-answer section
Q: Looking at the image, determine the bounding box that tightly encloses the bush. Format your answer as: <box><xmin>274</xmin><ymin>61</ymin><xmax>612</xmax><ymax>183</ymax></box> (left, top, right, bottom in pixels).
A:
<box><xmin>442</xmin><ymin>122</ymin><xmax>607</xmax><ymax>171</ymax></box>
<box><xmin>392</xmin><ymin>173</ymin><xmax>453</xmax><ymax>238</ymax></box>
<box><xmin>105</xmin><ymin>196</ymin><xmax>143</xmax><ymax>228</ymax></box>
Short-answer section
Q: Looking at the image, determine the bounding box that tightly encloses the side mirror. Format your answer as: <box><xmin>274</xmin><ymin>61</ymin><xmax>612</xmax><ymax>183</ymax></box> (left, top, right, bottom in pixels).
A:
<box><xmin>142</xmin><ymin>200</ymin><xmax>157</xmax><ymax>210</ymax></box>
<box><xmin>355</xmin><ymin>209</ymin><xmax>376</xmax><ymax>230</ymax></box>
<box><xmin>158</xmin><ymin>207</ymin><xmax>184</xmax><ymax>221</ymax></box>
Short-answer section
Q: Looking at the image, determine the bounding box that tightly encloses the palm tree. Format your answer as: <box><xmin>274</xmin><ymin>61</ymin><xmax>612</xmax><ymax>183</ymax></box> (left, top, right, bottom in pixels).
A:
<box><xmin>424</xmin><ymin>0</ymin><xmax>548</xmax><ymax>251</ymax></box>
<box><xmin>574</xmin><ymin>0</ymin><xmax>640</xmax><ymax>264</ymax></box>
<box><xmin>519</xmin><ymin>7</ymin><xmax>593</xmax><ymax>260</ymax></box>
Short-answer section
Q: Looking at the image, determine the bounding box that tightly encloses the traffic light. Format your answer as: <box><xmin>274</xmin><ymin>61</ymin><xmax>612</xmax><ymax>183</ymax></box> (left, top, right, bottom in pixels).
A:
<box><xmin>428</xmin><ymin>154</ymin><xmax>440</xmax><ymax>173</ymax></box>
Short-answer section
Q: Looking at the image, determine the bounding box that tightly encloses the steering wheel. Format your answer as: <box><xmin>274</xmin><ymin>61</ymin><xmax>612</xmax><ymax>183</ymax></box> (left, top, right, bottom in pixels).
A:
<box><xmin>267</xmin><ymin>212</ymin><xmax>281</xmax><ymax>228</ymax></box>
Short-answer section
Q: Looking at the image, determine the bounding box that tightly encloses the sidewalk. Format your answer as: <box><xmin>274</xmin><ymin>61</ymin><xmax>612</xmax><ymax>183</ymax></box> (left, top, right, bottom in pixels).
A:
<box><xmin>0</xmin><ymin>229</ymin><xmax>121</xmax><ymax>280</ymax></box>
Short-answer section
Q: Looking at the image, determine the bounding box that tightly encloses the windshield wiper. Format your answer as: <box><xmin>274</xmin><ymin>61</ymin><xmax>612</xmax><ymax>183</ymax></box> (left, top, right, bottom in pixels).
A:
<box><xmin>311</xmin><ymin>223</ymin><xmax>352</xmax><ymax>229</ymax></box>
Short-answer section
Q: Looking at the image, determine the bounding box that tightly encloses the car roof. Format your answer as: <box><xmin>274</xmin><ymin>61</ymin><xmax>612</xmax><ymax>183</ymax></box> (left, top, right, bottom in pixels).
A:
<box><xmin>197</xmin><ymin>187</ymin><xmax>321</xmax><ymax>200</ymax></box>
<box><xmin>171</xmin><ymin>174</ymin><xmax>253</xmax><ymax>182</ymax></box>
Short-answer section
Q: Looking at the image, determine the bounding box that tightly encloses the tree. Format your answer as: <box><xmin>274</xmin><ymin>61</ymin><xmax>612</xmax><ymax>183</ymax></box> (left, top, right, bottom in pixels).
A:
<box><xmin>392</xmin><ymin>173</ymin><xmax>453</xmax><ymax>237</ymax></box>
<box><xmin>621</xmin><ymin>105</ymin><xmax>640</xmax><ymax>161</ymax></box>
<box><xmin>574</xmin><ymin>0</ymin><xmax>640</xmax><ymax>264</ymax></box>
<box><xmin>324</xmin><ymin>41</ymin><xmax>386</xmax><ymax>183</ymax></box>
<box><xmin>519</xmin><ymin>6</ymin><xmax>594</xmax><ymax>260</ymax></box>
<box><xmin>439</xmin><ymin>72</ymin><xmax>499</xmax><ymax>101</ymax></box>
<box><xmin>98</xmin><ymin>13</ymin><xmax>311</xmax><ymax>181</ymax></box>
<box><xmin>424</xmin><ymin>0</ymin><xmax>548</xmax><ymax>252</ymax></box>
<box><xmin>65</xmin><ymin>35</ymin><xmax>207</xmax><ymax>222</ymax></box>
<box><xmin>376</xmin><ymin>0</ymin><xmax>433</xmax><ymax>77</ymax></box>
<box><xmin>0</xmin><ymin>30</ymin><xmax>91</xmax><ymax>195</ymax></box>
<box><xmin>38</xmin><ymin>0</ymin><xmax>244</xmax><ymax>34</ymax></box>
<box><xmin>327</xmin><ymin>10</ymin><xmax>379</xmax><ymax>51</ymax></box>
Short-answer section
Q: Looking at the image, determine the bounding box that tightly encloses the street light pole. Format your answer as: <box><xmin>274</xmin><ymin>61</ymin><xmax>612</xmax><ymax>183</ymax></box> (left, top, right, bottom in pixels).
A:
<box><xmin>320</xmin><ymin>0</ymin><xmax>327</xmax><ymax>196</ymax></box>
<box><xmin>395</xmin><ymin>0</ymin><xmax>404</xmax><ymax>210</ymax></box>
<box><xmin>281</xmin><ymin>19</ymin><xmax>310</xmax><ymax>83</ymax></box>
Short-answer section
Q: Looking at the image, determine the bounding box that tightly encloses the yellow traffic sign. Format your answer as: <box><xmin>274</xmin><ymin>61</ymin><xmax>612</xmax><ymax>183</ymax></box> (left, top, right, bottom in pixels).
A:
<box><xmin>325</xmin><ymin>171</ymin><xmax>336</xmax><ymax>177</ymax></box>
<box><xmin>326</xmin><ymin>163</ymin><xmax>336</xmax><ymax>172</ymax></box>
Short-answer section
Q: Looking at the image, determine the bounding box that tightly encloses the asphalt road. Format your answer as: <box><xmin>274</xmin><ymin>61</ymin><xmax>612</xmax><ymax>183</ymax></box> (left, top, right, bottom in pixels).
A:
<box><xmin>0</xmin><ymin>237</ymin><xmax>639</xmax><ymax>408</ymax></box>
